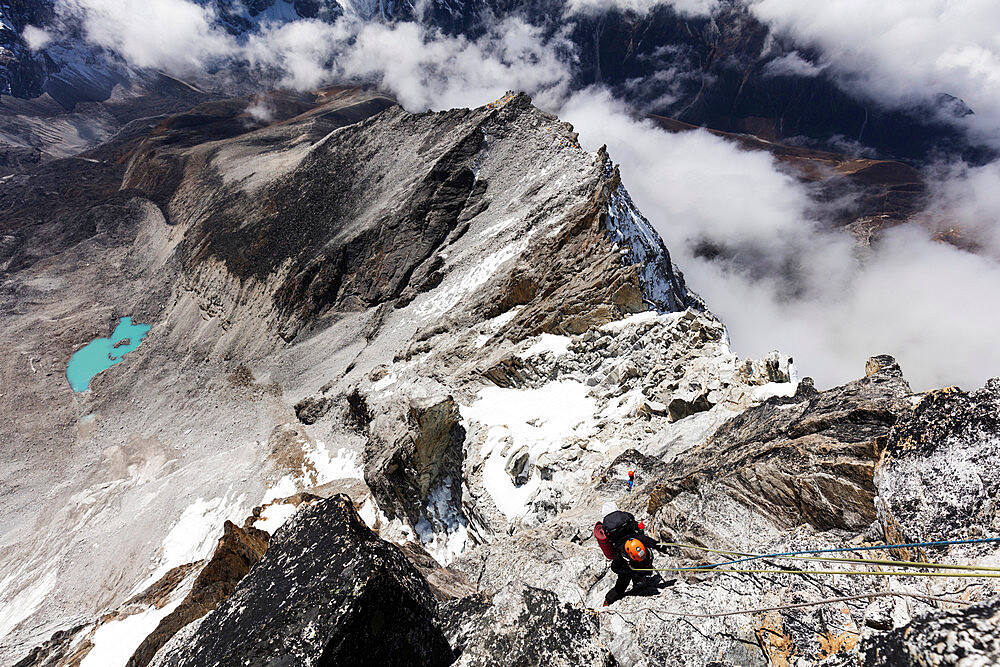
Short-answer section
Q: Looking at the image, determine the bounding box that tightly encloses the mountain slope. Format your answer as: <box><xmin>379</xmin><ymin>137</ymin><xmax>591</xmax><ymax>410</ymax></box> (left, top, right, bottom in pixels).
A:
<box><xmin>3</xmin><ymin>89</ymin><xmax>999</xmax><ymax>667</ymax></box>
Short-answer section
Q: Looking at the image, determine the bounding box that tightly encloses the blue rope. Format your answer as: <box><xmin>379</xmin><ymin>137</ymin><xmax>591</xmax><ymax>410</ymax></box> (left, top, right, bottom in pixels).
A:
<box><xmin>673</xmin><ymin>537</ymin><xmax>1000</xmax><ymax>571</ymax></box>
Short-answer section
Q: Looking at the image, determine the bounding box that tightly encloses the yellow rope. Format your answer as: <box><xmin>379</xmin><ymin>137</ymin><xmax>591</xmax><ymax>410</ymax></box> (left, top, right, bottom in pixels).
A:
<box><xmin>632</xmin><ymin>566</ymin><xmax>1000</xmax><ymax>579</ymax></box>
<box><xmin>660</xmin><ymin>542</ymin><xmax>1000</xmax><ymax>574</ymax></box>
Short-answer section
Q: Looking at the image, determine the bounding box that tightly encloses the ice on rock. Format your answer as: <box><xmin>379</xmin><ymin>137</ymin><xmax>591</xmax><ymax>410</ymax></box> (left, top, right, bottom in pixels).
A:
<box><xmin>605</xmin><ymin>182</ymin><xmax>690</xmax><ymax>313</ymax></box>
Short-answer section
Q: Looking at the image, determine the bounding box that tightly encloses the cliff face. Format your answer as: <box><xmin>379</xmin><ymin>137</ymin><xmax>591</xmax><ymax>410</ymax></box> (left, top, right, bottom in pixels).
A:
<box><xmin>3</xmin><ymin>89</ymin><xmax>998</xmax><ymax>667</ymax></box>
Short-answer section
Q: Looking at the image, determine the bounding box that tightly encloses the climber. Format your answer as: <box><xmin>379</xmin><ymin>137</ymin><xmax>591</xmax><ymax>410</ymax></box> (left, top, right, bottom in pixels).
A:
<box><xmin>594</xmin><ymin>510</ymin><xmax>668</xmax><ymax>606</ymax></box>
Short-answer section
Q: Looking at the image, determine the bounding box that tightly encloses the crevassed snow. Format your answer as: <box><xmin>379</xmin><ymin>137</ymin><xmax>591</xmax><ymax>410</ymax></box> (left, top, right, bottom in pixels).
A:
<box><xmin>80</xmin><ymin>598</ymin><xmax>183</xmax><ymax>667</ymax></box>
<box><xmin>415</xmin><ymin>235</ymin><xmax>532</xmax><ymax>319</ymax></box>
<box><xmin>0</xmin><ymin>568</ymin><xmax>57</xmax><ymax>638</ymax></box>
<box><xmin>522</xmin><ymin>333</ymin><xmax>572</xmax><ymax>358</ymax></box>
<box><xmin>463</xmin><ymin>380</ymin><xmax>597</xmax><ymax>518</ymax></box>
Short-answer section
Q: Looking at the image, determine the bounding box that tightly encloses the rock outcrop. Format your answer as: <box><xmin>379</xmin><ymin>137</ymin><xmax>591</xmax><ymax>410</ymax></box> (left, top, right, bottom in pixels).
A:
<box><xmin>442</xmin><ymin>583</ymin><xmax>614</xmax><ymax>666</ymax></box>
<box><xmin>364</xmin><ymin>394</ymin><xmax>467</xmax><ymax>525</ymax></box>
<box><xmin>127</xmin><ymin>521</ymin><xmax>269</xmax><ymax>667</ymax></box>
<box><xmin>862</xmin><ymin>599</ymin><xmax>1000</xmax><ymax>666</ymax></box>
<box><xmin>876</xmin><ymin>378</ymin><xmax>1000</xmax><ymax>545</ymax></box>
<box><xmin>647</xmin><ymin>357</ymin><xmax>913</xmax><ymax>543</ymax></box>
<box><xmin>150</xmin><ymin>495</ymin><xmax>454</xmax><ymax>667</ymax></box>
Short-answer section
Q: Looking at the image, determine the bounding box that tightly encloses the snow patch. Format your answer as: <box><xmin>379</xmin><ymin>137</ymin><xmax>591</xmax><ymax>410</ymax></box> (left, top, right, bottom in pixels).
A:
<box><xmin>372</xmin><ymin>371</ymin><xmax>398</xmax><ymax>391</ymax></box>
<box><xmin>261</xmin><ymin>475</ymin><xmax>298</xmax><ymax>505</ymax></box>
<box><xmin>416</xmin><ymin>235</ymin><xmax>532</xmax><ymax>319</ymax></box>
<box><xmin>475</xmin><ymin>307</ymin><xmax>522</xmax><ymax>348</ymax></box>
<box><xmin>750</xmin><ymin>380</ymin><xmax>799</xmax><ymax>402</ymax></box>
<box><xmin>522</xmin><ymin>333</ymin><xmax>571</xmax><ymax>358</ymax></box>
<box><xmin>253</xmin><ymin>502</ymin><xmax>298</xmax><ymax>535</ymax></box>
<box><xmin>598</xmin><ymin>309</ymin><xmax>664</xmax><ymax>334</ymax></box>
<box><xmin>304</xmin><ymin>441</ymin><xmax>364</xmax><ymax>483</ymax></box>
<box><xmin>463</xmin><ymin>380</ymin><xmax>597</xmax><ymax>518</ymax></box>
<box><xmin>80</xmin><ymin>598</ymin><xmax>184</xmax><ymax>667</ymax></box>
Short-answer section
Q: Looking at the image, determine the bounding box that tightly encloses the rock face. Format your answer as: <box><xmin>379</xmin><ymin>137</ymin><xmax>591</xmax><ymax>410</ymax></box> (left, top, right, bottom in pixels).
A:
<box><xmin>150</xmin><ymin>495</ymin><xmax>454</xmax><ymax>667</ymax></box>
<box><xmin>442</xmin><ymin>583</ymin><xmax>614</xmax><ymax>666</ymax></box>
<box><xmin>876</xmin><ymin>379</ymin><xmax>1000</xmax><ymax>544</ymax></box>
<box><xmin>127</xmin><ymin>521</ymin><xmax>269</xmax><ymax>667</ymax></box>
<box><xmin>862</xmin><ymin>599</ymin><xmax>1000</xmax><ymax>667</ymax></box>
<box><xmin>647</xmin><ymin>358</ymin><xmax>913</xmax><ymax>544</ymax></box>
<box><xmin>364</xmin><ymin>395</ymin><xmax>466</xmax><ymax>525</ymax></box>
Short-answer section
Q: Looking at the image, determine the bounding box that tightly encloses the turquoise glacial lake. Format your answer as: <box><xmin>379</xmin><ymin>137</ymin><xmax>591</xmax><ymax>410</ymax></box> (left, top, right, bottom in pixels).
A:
<box><xmin>66</xmin><ymin>317</ymin><xmax>152</xmax><ymax>392</ymax></box>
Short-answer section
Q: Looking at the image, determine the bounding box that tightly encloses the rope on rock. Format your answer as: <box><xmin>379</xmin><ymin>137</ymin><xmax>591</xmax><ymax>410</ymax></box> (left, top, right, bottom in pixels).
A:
<box><xmin>659</xmin><ymin>537</ymin><xmax>1000</xmax><ymax>572</ymax></box>
<box><xmin>660</xmin><ymin>542</ymin><xmax>1000</xmax><ymax>574</ymax></box>
<box><xmin>631</xmin><ymin>565</ymin><xmax>1000</xmax><ymax>579</ymax></box>
<box><xmin>598</xmin><ymin>590</ymin><xmax>972</xmax><ymax>619</ymax></box>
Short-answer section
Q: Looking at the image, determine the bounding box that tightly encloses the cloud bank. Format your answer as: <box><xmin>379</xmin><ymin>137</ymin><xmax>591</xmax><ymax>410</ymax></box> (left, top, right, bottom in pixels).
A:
<box><xmin>563</xmin><ymin>90</ymin><xmax>1000</xmax><ymax>391</ymax></box>
<box><xmin>55</xmin><ymin>0</ymin><xmax>235</xmax><ymax>71</ymax></box>
<box><xmin>749</xmin><ymin>0</ymin><xmax>1000</xmax><ymax>144</ymax></box>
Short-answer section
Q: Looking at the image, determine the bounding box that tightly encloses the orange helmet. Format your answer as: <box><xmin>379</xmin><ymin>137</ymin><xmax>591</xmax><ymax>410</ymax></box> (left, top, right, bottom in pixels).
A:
<box><xmin>624</xmin><ymin>538</ymin><xmax>647</xmax><ymax>562</ymax></box>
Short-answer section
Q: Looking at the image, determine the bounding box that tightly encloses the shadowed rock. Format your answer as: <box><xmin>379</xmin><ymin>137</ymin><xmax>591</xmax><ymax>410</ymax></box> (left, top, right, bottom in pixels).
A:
<box><xmin>149</xmin><ymin>494</ymin><xmax>453</xmax><ymax>667</ymax></box>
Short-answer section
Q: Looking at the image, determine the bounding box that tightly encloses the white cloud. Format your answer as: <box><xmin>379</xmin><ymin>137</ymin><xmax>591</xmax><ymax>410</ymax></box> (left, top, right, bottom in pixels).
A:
<box><xmin>763</xmin><ymin>51</ymin><xmax>825</xmax><ymax>78</ymax></box>
<box><xmin>55</xmin><ymin>0</ymin><xmax>235</xmax><ymax>72</ymax></box>
<box><xmin>919</xmin><ymin>160</ymin><xmax>1000</xmax><ymax>259</ymax></box>
<box><xmin>22</xmin><ymin>25</ymin><xmax>53</xmax><ymax>51</ymax></box>
<box><xmin>245</xmin><ymin>97</ymin><xmax>276</xmax><ymax>124</ymax></box>
<box><xmin>562</xmin><ymin>89</ymin><xmax>1000</xmax><ymax>390</ymax></box>
<box><xmin>244</xmin><ymin>17</ymin><xmax>574</xmax><ymax>111</ymax></box>
<box><xmin>749</xmin><ymin>0</ymin><xmax>1000</xmax><ymax>143</ymax></box>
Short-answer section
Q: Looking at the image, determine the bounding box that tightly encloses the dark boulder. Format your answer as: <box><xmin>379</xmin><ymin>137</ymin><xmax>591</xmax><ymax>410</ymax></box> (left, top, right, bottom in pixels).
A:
<box><xmin>149</xmin><ymin>494</ymin><xmax>453</xmax><ymax>667</ymax></box>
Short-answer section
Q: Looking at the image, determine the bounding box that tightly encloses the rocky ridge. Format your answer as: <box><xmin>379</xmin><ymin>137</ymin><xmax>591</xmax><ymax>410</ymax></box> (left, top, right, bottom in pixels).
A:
<box><xmin>2</xmin><ymin>88</ymin><xmax>999</xmax><ymax>667</ymax></box>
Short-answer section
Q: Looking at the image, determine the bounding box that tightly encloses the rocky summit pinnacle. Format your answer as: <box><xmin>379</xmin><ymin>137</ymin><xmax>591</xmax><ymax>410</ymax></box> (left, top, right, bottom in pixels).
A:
<box><xmin>2</xmin><ymin>88</ymin><xmax>999</xmax><ymax>667</ymax></box>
